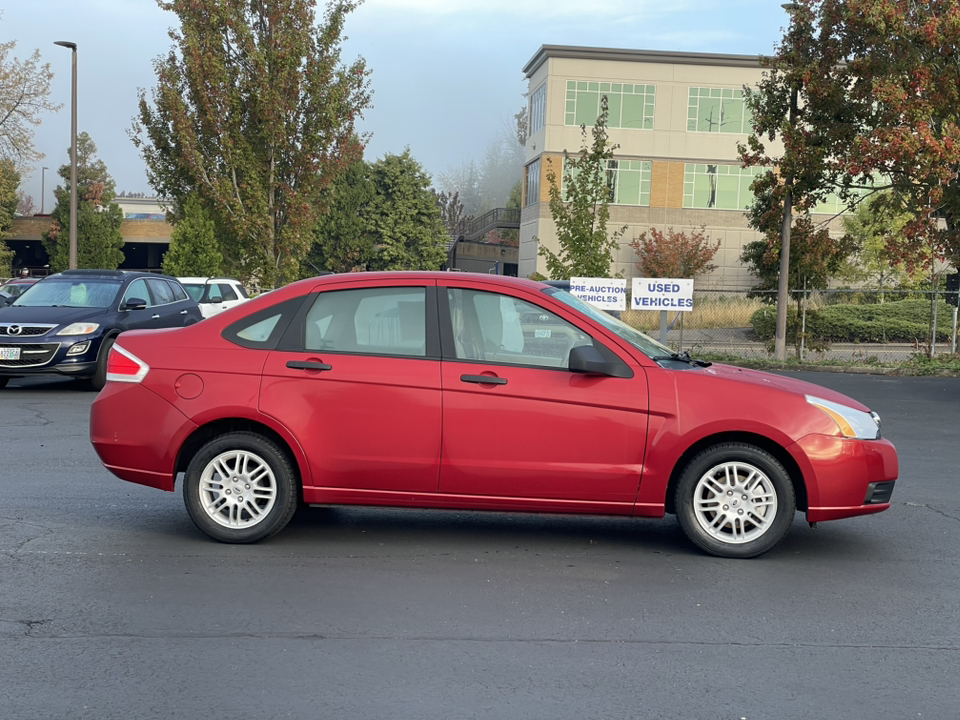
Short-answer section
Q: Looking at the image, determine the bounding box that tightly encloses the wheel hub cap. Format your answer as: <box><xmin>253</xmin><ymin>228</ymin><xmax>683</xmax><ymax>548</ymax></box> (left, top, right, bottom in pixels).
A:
<box><xmin>692</xmin><ymin>461</ymin><xmax>778</xmax><ymax>544</ymax></box>
<box><xmin>198</xmin><ymin>450</ymin><xmax>278</xmax><ymax>529</ymax></box>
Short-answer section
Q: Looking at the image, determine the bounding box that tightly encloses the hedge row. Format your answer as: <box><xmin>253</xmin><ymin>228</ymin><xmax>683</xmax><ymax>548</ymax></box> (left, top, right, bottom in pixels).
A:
<box><xmin>750</xmin><ymin>298</ymin><xmax>956</xmax><ymax>343</ymax></box>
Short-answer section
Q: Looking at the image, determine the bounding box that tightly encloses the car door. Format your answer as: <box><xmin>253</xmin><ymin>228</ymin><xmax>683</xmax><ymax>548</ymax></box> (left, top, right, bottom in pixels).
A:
<box><xmin>259</xmin><ymin>279</ymin><xmax>442</xmax><ymax>495</ymax></box>
<box><xmin>438</xmin><ymin>282</ymin><xmax>649</xmax><ymax>508</ymax></box>
<box><xmin>118</xmin><ymin>278</ymin><xmax>166</xmax><ymax>330</ymax></box>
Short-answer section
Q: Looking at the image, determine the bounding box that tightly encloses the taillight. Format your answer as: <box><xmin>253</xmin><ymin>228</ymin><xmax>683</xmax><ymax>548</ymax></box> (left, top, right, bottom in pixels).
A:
<box><xmin>106</xmin><ymin>344</ymin><xmax>150</xmax><ymax>383</ymax></box>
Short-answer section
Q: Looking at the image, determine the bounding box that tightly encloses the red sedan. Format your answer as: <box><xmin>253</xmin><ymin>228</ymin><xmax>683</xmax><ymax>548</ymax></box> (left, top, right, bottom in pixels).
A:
<box><xmin>90</xmin><ymin>272</ymin><xmax>898</xmax><ymax>558</ymax></box>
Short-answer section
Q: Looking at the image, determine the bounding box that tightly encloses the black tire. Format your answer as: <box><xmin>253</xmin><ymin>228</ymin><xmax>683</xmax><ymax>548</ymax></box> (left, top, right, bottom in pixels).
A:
<box><xmin>183</xmin><ymin>431</ymin><xmax>299</xmax><ymax>543</ymax></box>
<box><xmin>91</xmin><ymin>336</ymin><xmax>116</xmax><ymax>391</ymax></box>
<box><xmin>675</xmin><ymin>442</ymin><xmax>796</xmax><ymax>559</ymax></box>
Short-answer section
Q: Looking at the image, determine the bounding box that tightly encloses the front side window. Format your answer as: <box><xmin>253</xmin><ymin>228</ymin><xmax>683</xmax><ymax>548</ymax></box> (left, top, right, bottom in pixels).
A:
<box><xmin>565</xmin><ymin>80</ymin><xmax>655</xmax><ymax>130</ymax></box>
<box><xmin>147</xmin><ymin>278</ymin><xmax>175</xmax><ymax>305</ymax></box>
<box><xmin>124</xmin><ymin>279</ymin><xmax>153</xmax><ymax>307</ymax></box>
<box><xmin>305</xmin><ymin>287</ymin><xmax>426</xmax><ymax>357</ymax></box>
<box><xmin>447</xmin><ymin>288</ymin><xmax>592</xmax><ymax>368</ymax></box>
<box><xmin>687</xmin><ymin>87</ymin><xmax>752</xmax><ymax>134</ymax></box>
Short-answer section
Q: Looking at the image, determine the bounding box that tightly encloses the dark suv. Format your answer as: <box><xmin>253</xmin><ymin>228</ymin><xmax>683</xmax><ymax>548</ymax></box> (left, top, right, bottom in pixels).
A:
<box><xmin>0</xmin><ymin>269</ymin><xmax>202</xmax><ymax>390</ymax></box>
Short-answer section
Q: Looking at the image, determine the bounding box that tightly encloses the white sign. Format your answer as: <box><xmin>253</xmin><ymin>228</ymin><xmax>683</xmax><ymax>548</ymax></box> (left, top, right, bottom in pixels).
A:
<box><xmin>631</xmin><ymin>278</ymin><xmax>695</xmax><ymax>312</ymax></box>
<box><xmin>569</xmin><ymin>277</ymin><xmax>627</xmax><ymax>311</ymax></box>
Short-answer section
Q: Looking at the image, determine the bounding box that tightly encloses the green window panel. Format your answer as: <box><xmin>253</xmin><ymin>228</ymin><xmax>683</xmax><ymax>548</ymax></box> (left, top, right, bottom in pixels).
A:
<box><xmin>575</xmin><ymin>92</ymin><xmax>600</xmax><ymax>126</ymax></box>
<box><xmin>606</xmin><ymin>94</ymin><xmax>623</xmax><ymax>128</ymax></box>
<box><xmin>688</xmin><ymin>87</ymin><xmax>751</xmax><ymax>134</ymax></box>
<box><xmin>621</xmin><ymin>93</ymin><xmax>647</xmax><ymax>129</ymax></box>
<box><xmin>564</xmin><ymin>80</ymin><xmax>655</xmax><ymax>130</ymax></box>
<box><xmin>617</xmin><ymin>168</ymin><xmax>642</xmax><ymax>205</ymax></box>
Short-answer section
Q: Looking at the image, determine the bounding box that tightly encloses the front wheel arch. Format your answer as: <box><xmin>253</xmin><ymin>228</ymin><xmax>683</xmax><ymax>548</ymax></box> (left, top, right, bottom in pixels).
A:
<box><xmin>664</xmin><ymin>431</ymin><xmax>807</xmax><ymax>515</ymax></box>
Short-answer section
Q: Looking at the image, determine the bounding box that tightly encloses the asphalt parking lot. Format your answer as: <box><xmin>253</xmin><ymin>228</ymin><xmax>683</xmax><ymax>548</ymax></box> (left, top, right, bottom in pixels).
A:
<box><xmin>0</xmin><ymin>372</ymin><xmax>957</xmax><ymax>720</ymax></box>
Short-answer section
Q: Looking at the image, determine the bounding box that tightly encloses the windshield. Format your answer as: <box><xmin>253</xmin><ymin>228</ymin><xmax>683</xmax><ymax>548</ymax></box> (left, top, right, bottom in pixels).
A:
<box><xmin>544</xmin><ymin>287</ymin><xmax>674</xmax><ymax>359</ymax></box>
<box><xmin>182</xmin><ymin>284</ymin><xmax>205</xmax><ymax>302</ymax></box>
<box><xmin>13</xmin><ymin>278</ymin><xmax>121</xmax><ymax>308</ymax></box>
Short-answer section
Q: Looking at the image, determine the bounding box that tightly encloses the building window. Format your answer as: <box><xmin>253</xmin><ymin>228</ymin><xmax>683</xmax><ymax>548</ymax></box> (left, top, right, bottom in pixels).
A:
<box><xmin>687</xmin><ymin>87</ymin><xmax>752</xmax><ymax>134</ymax></box>
<box><xmin>562</xmin><ymin>159</ymin><xmax>652</xmax><ymax>206</ymax></box>
<box><xmin>529</xmin><ymin>83</ymin><xmax>546</xmax><ymax>136</ymax></box>
<box><xmin>683</xmin><ymin>163</ymin><xmax>762</xmax><ymax>210</ymax></box>
<box><xmin>565</xmin><ymin>80</ymin><xmax>655</xmax><ymax>130</ymax></box>
<box><xmin>524</xmin><ymin>158</ymin><xmax>541</xmax><ymax>207</ymax></box>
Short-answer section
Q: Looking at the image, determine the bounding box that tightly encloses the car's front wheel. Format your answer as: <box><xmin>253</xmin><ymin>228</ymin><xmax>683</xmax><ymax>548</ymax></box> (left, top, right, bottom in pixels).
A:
<box><xmin>675</xmin><ymin>443</ymin><xmax>796</xmax><ymax>559</ymax></box>
<box><xmin>183</xmin><ymin>432</ymin><xmax>299</xmax><ymax>543</ymax></box>
<box><xmin>91</xmin><ymin>336</ymin><xmax>116</xmax><ymax>391</ymax></box>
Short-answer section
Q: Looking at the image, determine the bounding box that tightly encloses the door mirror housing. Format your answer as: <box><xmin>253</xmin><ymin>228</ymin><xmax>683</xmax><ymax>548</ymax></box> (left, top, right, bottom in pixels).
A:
<box><xmin>569</xmin><ymin>344</ymin><xmax>632</xmax><ymax>378</ymax></box>
<box><xmin>123</xmin><ymin>297</ymin><xmax>148</xmax><ymax>311</ymax></box>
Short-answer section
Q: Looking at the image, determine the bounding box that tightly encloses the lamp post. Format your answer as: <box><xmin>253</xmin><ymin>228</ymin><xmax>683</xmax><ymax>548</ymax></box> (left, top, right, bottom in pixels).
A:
<box><xmin>40</xmin><ymin>166</ymin><xmax>48</xmax><ymax>214</ymax></box>
<box><xmin>54</xmin><ymin>41</ymin><xmax>78</xmax><ymax>270</ymax></box>
<box><xmin>774</xmin><ymin>3</ymin><xmax>799</xmax><ymax>361</ymax></box>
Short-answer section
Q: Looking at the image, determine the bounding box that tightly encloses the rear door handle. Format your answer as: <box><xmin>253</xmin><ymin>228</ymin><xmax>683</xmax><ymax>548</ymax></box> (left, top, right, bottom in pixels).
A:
<box><xmin>151</xmin><ymin>314</ymin><xmax>160</xmax><ymax>319</ymax></box>
<box><xmin>180</xmin><ymin>309</ymin><xmax>188</xmax><ymax>315</ymax></box>
<box><xmin>460</xmin><ymin>374</ymin><xmax>507</xmax><ymax>385</ymax></box>
<box><xmin>287</xmin><ymin>360</ymin><xmax>332</xmax><ymax>371</ymax></box>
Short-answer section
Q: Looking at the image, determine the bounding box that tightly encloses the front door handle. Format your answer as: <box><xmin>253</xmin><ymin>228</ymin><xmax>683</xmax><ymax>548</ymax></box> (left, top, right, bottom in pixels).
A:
<box><xmin>287</xmin><ymin>360</ymin><xmax>332</xmax><ymax>371</ymax></box>
<box><xmin>461</xmin><ymin>374</ymin><xmax>507</xmax><ymax>385</ymax></box>
<box><xmin>151</xmin><ymin>314</ymin><xmax>160</xmax><ymax>319</ymax></box>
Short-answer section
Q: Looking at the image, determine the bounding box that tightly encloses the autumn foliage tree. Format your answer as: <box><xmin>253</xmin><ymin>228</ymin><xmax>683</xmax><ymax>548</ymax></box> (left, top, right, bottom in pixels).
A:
<box><xmin>132</xmin><ymin>0</ymin><xmax>372</xmax><ymax>288</ymax></box>
<box><xmin>630</xmin><ymin>226</ymin><xmax>720</xmax><ymax>279</ymax></box>
<box><xmin>740</xmin><ymin>0</ymin><xmax>960</xmax><ymax>282</ymax></box>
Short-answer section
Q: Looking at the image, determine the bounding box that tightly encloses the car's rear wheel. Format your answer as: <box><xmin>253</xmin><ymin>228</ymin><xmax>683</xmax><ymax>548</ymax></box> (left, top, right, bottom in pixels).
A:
<box><xmin>675</xmin><ymin>443</ymin><xmax>796</xmax><ymax>559</ymax></box>
<box><xmin>183</xmin><ymin>432</ymin><xmax>299</xmax><ymax>543</ymax></box>
<box><xmin>91</xmin><ymin>336</ymin><xmax>116</xmax><ymax>391</ymax></box>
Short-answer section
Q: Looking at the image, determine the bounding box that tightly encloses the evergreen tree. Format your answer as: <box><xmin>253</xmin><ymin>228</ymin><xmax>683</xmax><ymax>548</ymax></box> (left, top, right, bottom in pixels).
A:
<box><xmin>309</xmin><ymin>156</ymin><xmax>376</xmax><ymax>274</ymax></box>
<box><xmin>42</xmin><ymin>132</ymin><xmax>124</xmax><ymax>271</ymax></box>
<box><xmin>0</xmin><ymin>159</ymin><xmax>19</xmax><ymax>272</ymax></box>
<box><xmin>162</xmin><ymin>193</ymin><xmax>223</xmax><ymax>277</ymax></box>
<box><xmin>538</xmin><ymin>95</ymin><xmax>625</xmax><ymax>279</ymax></box>
<box><xmin>366</xmin><ymin>150</ymin><xmax>448</xmax><ymax>271</ymax></box>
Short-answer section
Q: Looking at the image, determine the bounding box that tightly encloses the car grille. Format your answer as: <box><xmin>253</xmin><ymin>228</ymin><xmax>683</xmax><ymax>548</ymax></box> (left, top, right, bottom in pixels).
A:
<box><xmin>0</xmin><ymin>342</ymin><xmax>60</xmax><ymax>368</ymax></box>
<box><xmin>0</xmin><ymin>323</ymin><xmax>56</xmax><ymax>337</ymax></box>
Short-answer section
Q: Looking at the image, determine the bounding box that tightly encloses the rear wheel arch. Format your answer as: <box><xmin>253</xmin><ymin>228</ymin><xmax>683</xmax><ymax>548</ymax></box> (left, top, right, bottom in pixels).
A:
<box><xmin>174</xmin><ymin>418</ymin><xmax>303</xmax><ymax>492</ymax></box>
<box><xmin>664</xmin><ymin>431</ymin><xmax>807</xmax><ymax>515</ymax></box>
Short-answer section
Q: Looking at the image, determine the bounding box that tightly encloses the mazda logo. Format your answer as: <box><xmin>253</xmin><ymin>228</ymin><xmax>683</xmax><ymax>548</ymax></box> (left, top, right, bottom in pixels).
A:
<box><xmin>6</xmin><ymin>325</ymin><xmax>21</xmax><ymax>336</ymax></box>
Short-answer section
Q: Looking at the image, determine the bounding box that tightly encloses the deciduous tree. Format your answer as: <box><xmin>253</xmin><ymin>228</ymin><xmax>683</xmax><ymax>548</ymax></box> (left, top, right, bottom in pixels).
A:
<box><xmin>0</xmin><ymin>40</ymin><xmax>60</xmax><ymax>172</ymax></box>
<box><xmin>538</xmin><ymin>95</ymin><xmax>625</xmax><ymax>279</ymax></box>
<box><xmin>630</xmin><ymin>226</ymin><xmax>720</xmax><ymax>279</ymax></box>
<box><xmin>42</xmin><ymin>132</ymin><xmax>125</xmax><ymax>271</ymax></box>
<box><xmin>131</xmin><ymin>0</ymin><xmax>372</xmax><ymax>288</ymax></box>
<box><xmin>0</xmin><ymin>158</ymin><xmax>18</xmax><ymax>271</ymax></box>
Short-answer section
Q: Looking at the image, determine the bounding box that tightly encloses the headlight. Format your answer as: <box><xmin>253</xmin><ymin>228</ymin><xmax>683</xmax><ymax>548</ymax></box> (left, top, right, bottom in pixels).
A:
<box><xmin>806</xmin><ymin>395</ymin><xmax>881</xmax><ymax>439</ymax></box>
<box><xmin>57</xmin><ymin>323</ymin><xmax>100</xmax><ymax>336</ymax></box>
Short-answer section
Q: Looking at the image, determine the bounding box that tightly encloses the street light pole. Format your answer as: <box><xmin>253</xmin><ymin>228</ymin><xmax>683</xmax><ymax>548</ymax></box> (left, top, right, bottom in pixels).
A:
<box><xmin>40</xmin><ymin>166</ymin><xmax>48</xmax><ymax>214</ymax></box>
<box><xmin>54</xmin><ymin>41</ymin><xmax>78</xmax><ymax>270</ymax></box>
<box><xmin>774</xmin><ymin>4</ymin><xmax>799</xmax><ymax>361</ymax></box>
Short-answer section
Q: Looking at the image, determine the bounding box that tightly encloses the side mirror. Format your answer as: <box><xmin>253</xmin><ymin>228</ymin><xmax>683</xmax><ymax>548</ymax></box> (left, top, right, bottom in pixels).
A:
<box><xmin>569</xmin><ymin>344</ymin><xmax>633</xmax><ymax>378</ymax></box>
<box><xmin>123</xmin><ymin>297</ymin><xmax>148</xmax><ymax>311</ymax></box>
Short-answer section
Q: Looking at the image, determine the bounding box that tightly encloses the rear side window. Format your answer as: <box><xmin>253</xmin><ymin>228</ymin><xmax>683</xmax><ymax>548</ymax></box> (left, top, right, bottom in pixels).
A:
<box><xmin>224</xmin><ymin>296</ymin><xmax>307</xmax><ymax>349</ymax></box>
<box><xmin>218</xmin><ymin>284</ymin><xmax>239</xmax><ymax>302</ymax></box>
<box><xmin>304</xmin><ymin>287</ymin><xmax>427</xmax><ymax>357</ymax></box>
<box><xmin>168</xmin><ymin>281</ymin><xmax>188</xmax><ymax>302</ymax></box>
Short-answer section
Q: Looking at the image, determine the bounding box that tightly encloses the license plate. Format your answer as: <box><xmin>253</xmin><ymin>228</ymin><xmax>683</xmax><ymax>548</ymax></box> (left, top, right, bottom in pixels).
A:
<box><xmin>0</xmin><ymin>347</ymin><xmax>20</xmax><ymax>360</ymax></box>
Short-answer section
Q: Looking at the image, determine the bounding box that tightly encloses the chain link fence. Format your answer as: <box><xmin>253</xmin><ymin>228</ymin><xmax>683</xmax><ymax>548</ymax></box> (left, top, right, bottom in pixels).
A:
<box><xmin>622</xmin><ymin>288</ymin><xmax>960</xmax><ymax>364</ymax></box>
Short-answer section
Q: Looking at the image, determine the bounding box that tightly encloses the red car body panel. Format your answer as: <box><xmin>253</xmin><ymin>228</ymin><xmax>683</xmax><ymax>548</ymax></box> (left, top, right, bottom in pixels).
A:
<box><xmin>89</xmin><ymin>271</ymin><xmax>898</xmax><ymax>537</ymax></box>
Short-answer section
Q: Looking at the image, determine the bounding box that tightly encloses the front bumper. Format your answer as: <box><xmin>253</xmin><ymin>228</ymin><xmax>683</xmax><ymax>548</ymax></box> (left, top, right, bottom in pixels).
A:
<box><xmin>789</xmin><ymin>434</ymin><xmax>899</xmax><ymax>523</ymax></box>
<box><xmin>0</xmin><ymin>337</ymin><xmax>101</xmax><ymax>378</ymax></box>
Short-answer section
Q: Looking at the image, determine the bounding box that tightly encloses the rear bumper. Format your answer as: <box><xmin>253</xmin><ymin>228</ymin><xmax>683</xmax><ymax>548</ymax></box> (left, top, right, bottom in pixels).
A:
<box><xmin>90</xmin><ymin>382</ymin><xmax>197</xmax><ymax>492</ymax></box>
<box><xmin>788</xmin><ymin>434</ymin><xmax>899</xmax><ymax>523</ymax></box>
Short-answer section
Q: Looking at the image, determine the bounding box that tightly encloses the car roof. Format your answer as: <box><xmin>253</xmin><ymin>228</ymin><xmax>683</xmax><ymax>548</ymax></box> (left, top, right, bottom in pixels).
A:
<box><xmin>178</xmin><ymin>277</ymin><xmax>242</xmax><ymax>284</ymax></box>
<box><xmin>50</xmin><ymin>269</ymin><xmax>179</xmax><ymax>282</ymax></box>
<box><xmin>4</xmin><ymin>277</ymin><xmax>39</xmax><ymax>284</ymax></box>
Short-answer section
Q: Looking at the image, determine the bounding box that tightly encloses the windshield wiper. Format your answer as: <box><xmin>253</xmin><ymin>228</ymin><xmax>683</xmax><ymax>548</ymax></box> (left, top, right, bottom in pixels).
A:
<box><xmin>652</xmin><ymin>351</ymin><xmax>712</xmax><ymax>368</ymax></box>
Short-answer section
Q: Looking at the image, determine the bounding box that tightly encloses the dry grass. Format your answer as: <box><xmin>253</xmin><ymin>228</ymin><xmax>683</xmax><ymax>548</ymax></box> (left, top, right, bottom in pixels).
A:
<box><xmin>623</xmin><ymin>293</ymin><xmax>766</xmax><ymax>331</ymax></box>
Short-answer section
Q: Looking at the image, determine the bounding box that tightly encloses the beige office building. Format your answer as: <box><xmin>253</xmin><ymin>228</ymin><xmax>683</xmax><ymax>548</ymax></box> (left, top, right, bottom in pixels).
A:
<box><xmin>520</xmin><ymin>45</ymin><xmax>824</xmax><ymax>289</ymax></box>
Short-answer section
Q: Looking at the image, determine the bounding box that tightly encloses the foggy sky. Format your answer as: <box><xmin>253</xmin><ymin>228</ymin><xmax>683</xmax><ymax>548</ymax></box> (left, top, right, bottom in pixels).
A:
<box><xmin>5</xmin><ymin>0</ymin><xmax>792</xmax><ymax>212</ymax></box>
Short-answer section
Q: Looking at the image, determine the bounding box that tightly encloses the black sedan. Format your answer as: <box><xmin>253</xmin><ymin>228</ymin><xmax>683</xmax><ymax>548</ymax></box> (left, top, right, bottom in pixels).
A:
<box><xmin>0</xmin><ymin>269</ymin><xmax>202</xmax><ymax>390</ymax></box>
